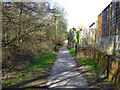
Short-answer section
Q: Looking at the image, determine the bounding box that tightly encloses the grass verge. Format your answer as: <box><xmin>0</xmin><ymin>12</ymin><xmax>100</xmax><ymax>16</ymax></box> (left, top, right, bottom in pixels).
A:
<box><xmin>68</xmin><ymin>48</ymin><xmax>76</xmax><ymax>55</ymax></box>
<box><xmin>77</xmin><ymin>58</ymin><xmax>105</xmax><ymax>81</ymax></box>
<box><xmin>3</xmin><ymin>52</ymin><xmax>56</xmax><ymax>88</ymax></box>
<box><xmin>68</xmin><ymin>48</ymin><xmax>115</xmax><ymax>88</ymax></box>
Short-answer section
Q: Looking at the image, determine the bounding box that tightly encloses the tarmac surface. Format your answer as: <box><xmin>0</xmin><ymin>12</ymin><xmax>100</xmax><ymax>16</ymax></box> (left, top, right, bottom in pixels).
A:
<box><xmin>47</xmin><ymin>43</ymin><xmax>89</xmax><ymax>88</ymax></box>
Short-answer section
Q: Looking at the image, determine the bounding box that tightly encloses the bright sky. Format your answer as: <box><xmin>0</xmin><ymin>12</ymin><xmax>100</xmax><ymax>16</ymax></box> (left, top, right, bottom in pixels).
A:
<box><xmin>52</xmin><ymin>0</ymin><xmax>112</xmax><ymax>30</ymax></box>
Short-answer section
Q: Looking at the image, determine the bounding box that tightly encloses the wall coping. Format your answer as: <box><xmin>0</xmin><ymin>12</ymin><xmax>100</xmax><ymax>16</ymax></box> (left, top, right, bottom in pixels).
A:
<box><xmin>77</xmin><ymin>45</ymin><xmax>120</xmax><ymax>63</ymax></box>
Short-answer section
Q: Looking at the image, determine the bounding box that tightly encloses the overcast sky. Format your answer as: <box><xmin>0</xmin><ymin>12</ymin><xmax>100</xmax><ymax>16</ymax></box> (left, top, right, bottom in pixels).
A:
<box><xmin>51</xmin><ymin>0</ymin><xmax>112</xmax><ymax>30</ymax></box>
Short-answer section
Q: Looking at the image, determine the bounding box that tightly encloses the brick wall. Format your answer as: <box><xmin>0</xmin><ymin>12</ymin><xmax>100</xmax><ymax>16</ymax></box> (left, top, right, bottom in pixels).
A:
<box><xmin>77</xmin><ymin>46</ymin><xmax>120</xmax><ymax>89</ymax></box>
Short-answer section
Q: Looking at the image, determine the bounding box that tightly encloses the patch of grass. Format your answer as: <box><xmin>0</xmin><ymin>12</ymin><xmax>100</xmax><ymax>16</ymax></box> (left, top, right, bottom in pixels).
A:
<box><xmin>6</xmin><ymin>78</ymin><xmax>19</xmax><ymax>84</ymax></box>
<box><xmin>77</xmin><ymin>58</ymin><xmax>102</xmax><ymax>71</ymax></box>
<box><xmin>22</xmin><ymin>52</ymin><xmax>56</xmax><ymax>72</ymax></box>
<box><xmin>68</xmin><ymin>48</ymin><xmax>76</xmax><ymax>55</ymax></box>
<box><xmin>77</xmin><ymin>58</ymin><xmax>105</xmax><ymax>82</ymax></box>
<box><xmin>88</xmin><ymin>70</ymin><xmax>93</xmax><ymax>73</ymax></box>
<box><xmin>63</xmin><ymin>40</ymin><xmax>67</xmax><ymax>44</ymax></box>
<box><xmin>56</xmin><ymin>46</ymin><xmax>62</xmax><ymax>51</ymax></box>
<box><xmin>18</xmin><ymin>73</ymin><xmax>27</xmax><ymax>77</ymax></box>
<box><xmin>104</xmin><ymin>77</ymin><xmax>109</xmax><ymax>81</ymax></box>
<box><xmin>4</xmin><ymin>52</ymin><xmax>56</xmax><ymax>87</ymax></box>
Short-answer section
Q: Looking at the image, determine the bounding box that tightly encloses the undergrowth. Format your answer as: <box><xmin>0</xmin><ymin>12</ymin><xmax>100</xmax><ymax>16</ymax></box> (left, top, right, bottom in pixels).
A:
<box><xmin>3</xmin><ymin>52</ymin><xmax>56</xmax><ymax>88</ymax></box>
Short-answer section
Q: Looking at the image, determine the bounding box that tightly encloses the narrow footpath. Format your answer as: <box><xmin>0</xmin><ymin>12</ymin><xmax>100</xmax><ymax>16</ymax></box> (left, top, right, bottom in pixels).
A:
<box><xmin>47</xmin><ymin>43</ymin><xmax>89</xmax><ymax>88</ymax></box>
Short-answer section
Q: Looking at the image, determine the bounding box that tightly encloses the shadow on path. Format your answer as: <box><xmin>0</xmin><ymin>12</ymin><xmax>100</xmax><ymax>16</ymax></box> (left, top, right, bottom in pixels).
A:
<box><xmin>47</xmin><ymin>43</ymin><xmax>89</xmax><ymax>88</ymax></box>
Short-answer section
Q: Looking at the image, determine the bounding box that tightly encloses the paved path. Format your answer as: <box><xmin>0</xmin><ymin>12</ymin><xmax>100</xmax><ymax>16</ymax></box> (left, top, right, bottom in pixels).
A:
<box><xmin>47</xmin><ymin>43</ymin><xmax>89</xmax><ymax>88</ymax></box>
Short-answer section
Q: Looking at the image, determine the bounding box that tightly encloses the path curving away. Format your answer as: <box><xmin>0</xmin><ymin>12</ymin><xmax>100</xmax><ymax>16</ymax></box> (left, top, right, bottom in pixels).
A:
<box><xmin>47</xmin><ymin>43</ymin><xmax>89</xmax><ymax>88</ymax></box>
